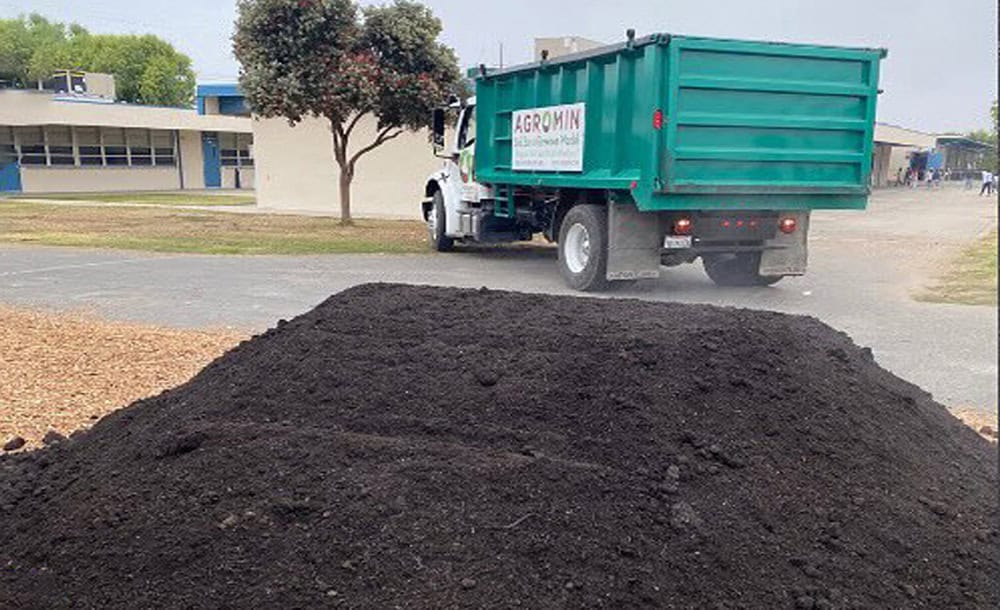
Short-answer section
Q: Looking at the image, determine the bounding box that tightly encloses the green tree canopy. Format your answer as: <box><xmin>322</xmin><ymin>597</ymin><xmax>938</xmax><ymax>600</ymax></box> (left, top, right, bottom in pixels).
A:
<box><xmin>234</xmin><ymin>0</ymin><xmax>463</xmax><ymax>224</ymax></box>
<box><xmin>0</xmin><ymin>13</ymin><xmax>195</xmax><ymax>107</ymax></box>
<box><xmin>965</xmin><ymin>100</ymin><xmax>998</xmax><ymax>172</ymax></box>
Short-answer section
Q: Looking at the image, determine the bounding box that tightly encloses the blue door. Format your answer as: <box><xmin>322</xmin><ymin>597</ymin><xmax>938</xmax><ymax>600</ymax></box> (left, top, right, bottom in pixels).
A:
<box><xmin>202</xmin><ymin>133</ymin><xmax>221</xmax><ymax>188</ymax></box>
<box><xmin>0</xmin><ymin>161</ymin><xmax>21</xmax><ymax>193</ymax></box>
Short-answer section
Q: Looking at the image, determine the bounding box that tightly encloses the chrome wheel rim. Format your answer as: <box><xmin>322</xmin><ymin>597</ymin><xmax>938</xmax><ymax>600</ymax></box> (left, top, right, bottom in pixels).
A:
<box><xmin>564</xmin><ymin>223</ymin><xmax>591</xmax><ymax>274</ymax></box>
<box><xmin>428</xmin><ymin>204</ymin><xmax>440</xmax><ymax>240</ymax></box>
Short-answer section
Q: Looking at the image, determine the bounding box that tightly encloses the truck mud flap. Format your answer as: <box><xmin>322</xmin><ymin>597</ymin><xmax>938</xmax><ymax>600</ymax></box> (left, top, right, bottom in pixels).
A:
<box><xmin>759</xmin><ymin>212</ymin><xmax>810</xmax><ymax>276</ymax></box>
<box><xmin>607</xmin><ymin>202</ymin><xmax>661</xmax><ymax>281</ymax></box>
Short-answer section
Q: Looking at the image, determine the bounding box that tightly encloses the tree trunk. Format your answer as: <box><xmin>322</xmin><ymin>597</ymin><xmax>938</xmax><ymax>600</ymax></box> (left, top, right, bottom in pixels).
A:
<box><xmin>338</xmin><ymin>167</ymin><xmax>353</xmax><ymax>226</ymax></box>
<box><xmin>328</xmin><ymin>115</ymin><xmax>404</xmax><ymax>226</ymax></box>
<box><xmin>330</xmin><ymin>120</ymin><xmax>353</xmax><ymax>226</ymax></box>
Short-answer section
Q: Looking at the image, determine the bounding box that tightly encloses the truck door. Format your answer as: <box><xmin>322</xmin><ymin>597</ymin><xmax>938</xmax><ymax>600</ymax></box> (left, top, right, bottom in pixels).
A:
<box><xmin>456</xmin><ymin>104</ymin><xmax>479</xmax><ymax>202</ymax></box>
<box><xmin>439</xmin><ymin>104</ymin><xmax>476</xmax><ymax>236</ymax></box>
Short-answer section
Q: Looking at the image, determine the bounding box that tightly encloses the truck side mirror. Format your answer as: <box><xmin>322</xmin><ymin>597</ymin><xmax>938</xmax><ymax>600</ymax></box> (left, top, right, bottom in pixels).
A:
<box><xmin>431</xmin><ymin>108</ymin><xmax>446</xmax><ymax>151</ymax></box>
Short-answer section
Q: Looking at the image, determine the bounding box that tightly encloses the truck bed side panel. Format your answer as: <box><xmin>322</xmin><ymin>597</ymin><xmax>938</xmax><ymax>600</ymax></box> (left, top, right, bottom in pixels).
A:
<box><xmin>665</xmin><ymin>37</ymin><xmax>882</xmax><ymax>198</ymax></box>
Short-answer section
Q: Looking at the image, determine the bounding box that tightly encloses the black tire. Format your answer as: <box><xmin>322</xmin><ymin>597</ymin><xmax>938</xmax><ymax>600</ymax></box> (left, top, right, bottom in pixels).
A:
<box><xmin>558</xmin><ymin>204</ymin><xmax>610</xmax><ymax>291</ymax></box>
<box><xmin>702</xmin><ymin>253</ymin><xmax>783</xmax><ymax>287</ymax></box>
<box><xmin>428</xmin><ymin>190</ymin><xmax>454</xmax><ymax>252</ymax></box>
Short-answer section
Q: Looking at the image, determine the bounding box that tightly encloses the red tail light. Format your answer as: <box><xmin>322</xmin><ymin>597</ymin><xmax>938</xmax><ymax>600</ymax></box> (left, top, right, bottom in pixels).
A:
<box><xmin>674</xmin><ymin>217</ymin><xmax>692</xmax><ymax>235</ymax></box>
<box><xmin>779</xmin><ymin>217</ymin><xmax>798</xmax><ymax>234</ymax></box>
<box><xmin>653</xmin><ymin>109</ymin><xmax>664</xmax><ymax>130</ymax></box>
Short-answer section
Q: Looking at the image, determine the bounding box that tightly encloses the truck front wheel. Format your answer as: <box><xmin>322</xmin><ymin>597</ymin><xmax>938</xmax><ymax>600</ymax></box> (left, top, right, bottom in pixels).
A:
<box><xmin>428</xmin><ymin>190</ymin><xmax>454</xmax><ymax>252</ymax></box>
<box><xmin>558</xmin><ymin>204</ymin><xmax>609</xmax><ymax>291</ymax></box>
<box><xmin>702</xmin><ymin>253</ymin><xmax>783</xmax><ymax>287</ymax></box>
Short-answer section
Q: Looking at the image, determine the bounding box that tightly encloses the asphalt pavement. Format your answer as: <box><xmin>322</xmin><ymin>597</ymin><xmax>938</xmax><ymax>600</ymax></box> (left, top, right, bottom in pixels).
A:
<box><xmin>1</xmin><ymin>185</ymin><xmax>996</xmax><ymax>413</ymax></box>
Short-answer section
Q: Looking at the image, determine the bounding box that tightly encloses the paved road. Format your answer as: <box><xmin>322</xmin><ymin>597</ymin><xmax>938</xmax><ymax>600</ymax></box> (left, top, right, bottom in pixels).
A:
<box><xmin>1</xmin><ymin>186</ymin><xmax>996</xmax><ymax>413</ymax></box>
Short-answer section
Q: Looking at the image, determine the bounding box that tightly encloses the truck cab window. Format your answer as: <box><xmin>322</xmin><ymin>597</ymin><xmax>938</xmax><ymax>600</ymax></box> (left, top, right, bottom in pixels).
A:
<box><xmin>457</xmin><ymin>105</ymin><xmax>475</xmax><ymax>149</ymax></box>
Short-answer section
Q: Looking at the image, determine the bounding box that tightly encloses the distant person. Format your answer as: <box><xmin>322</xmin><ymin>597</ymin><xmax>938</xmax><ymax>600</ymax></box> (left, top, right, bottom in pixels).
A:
<box><xmin>993</xmin><ymin>173</ymin><xmax>998</xmax><ymax>195</ymax></box>
<box><xmin>896</xmin><ymin>167</ymin><xmax>903</xmax><ymax>186</ymax></box>
<box><xmin>980</xmin><ymin>170</ymin><xmax>994</xmax><ymax>195</ymax></box>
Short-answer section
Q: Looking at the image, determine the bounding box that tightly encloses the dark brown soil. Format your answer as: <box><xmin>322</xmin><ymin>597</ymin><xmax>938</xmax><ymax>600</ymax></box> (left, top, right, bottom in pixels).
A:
<box><xmin>1</xmin><ymin>284</ymin><xmax>996</xmax><ymax>609</ymax></box>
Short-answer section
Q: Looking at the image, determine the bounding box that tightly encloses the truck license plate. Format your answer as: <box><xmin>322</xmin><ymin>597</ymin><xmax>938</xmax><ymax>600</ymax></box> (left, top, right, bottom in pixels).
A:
<box><xmin>663</xmin><ymin>236</ymin><xmax>692</xmax><ymax>249</ymax></box>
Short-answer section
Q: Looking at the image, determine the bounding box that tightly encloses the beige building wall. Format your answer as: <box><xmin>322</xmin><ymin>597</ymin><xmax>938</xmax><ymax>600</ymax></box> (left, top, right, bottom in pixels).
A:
<box><xmin>83</xmin><ymin>73</ymin><xmax>116</xmax><ymax>100</ymax></box>
<box><xmin>0</xmin><ymin>89</ymin><xmax>251</xmax><ymax>133</ymax></box>
<box><xmin>873</xmin><ymin>123</ymin><xmax>937</xmax><ymax>149</ymax></box>
<box><xmin>177</xmin><ymin>130</ymin><xmax>205</xmax><ymax>189</ymax></box>
<box><xmin>20</xmin><ymin>167</ymin><xmax>180</xmax><ymax>193</ymax></box>
<box><xmin>534</xmin><ymin>36</ymin><xmax>605</xmax><ymax>60</ymax></box>
<box><xmin>888</xmin><ymin>146</ymin><xmax>916</xmax><ymax>183</ymax></box>
<box><xmin>871</xmin><ymin>123</ymin><xmax>938</xmax><ymax>187</ymax></box>
<box><xmin>222</xmin><ymin>166</ymin><xmax>255</xmax><ymax>189</ymax></box>
<box><xmin>203</xmin><ymin>97</ymin><xmax>220</xmax><ymax>115</ymax></box>
<box><xmin>254</xmin><ymin>115</ymin><xmax>439</xmax><ymax>219</ymax></box>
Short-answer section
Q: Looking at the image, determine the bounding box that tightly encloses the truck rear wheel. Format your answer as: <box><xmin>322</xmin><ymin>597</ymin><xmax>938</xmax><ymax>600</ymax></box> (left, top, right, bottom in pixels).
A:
<box><xmin>702</xmin><ymin>253</ymin><xmax>783</xmax><ymax>287</ymax></box>
<box><xmin>428</xmin><ymin>190</ymin><xmax>454</xmax><ymax>252</ymax></box>
<box><xmin>558</xmin><ymin>204</ymin><xmax>609</xmax><ymax>291</ymax></box>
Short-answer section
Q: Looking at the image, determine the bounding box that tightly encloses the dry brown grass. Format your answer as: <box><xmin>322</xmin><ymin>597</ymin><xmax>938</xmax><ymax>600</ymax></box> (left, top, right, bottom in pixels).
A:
<box><xmin>0</xmin><ymin>305</ymin><xmax>245</xmax><ymax>449</ymax></box>
<box><xmin>0</xmin><ymin>201</ymin><xmax>429</xmax><ymax>255</ymax></box>
<box><xmin>917</xmin><ymin>230</ymin><xmax>998</xmax><ymax>306</ymax></box>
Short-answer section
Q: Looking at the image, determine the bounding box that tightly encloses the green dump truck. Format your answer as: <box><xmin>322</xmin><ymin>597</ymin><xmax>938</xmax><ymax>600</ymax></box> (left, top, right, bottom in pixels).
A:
<box><xmin>424</xmin><ymin>31</ymin><xmax>886</xmax><ymax>291</ymax></box>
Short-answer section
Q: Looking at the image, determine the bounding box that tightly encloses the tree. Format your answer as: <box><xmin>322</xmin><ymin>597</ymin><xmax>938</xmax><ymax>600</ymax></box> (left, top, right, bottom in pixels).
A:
<box><xmin>234</xmin><ymin>0</ymin><xmax>463</xmax><ymax>224</ymax></box>
<box><xmin>0</xmin><ymin>14</ymin><xmax>78</xmax><ymax>85</ymax></box>
<box><xmin>139</xmin><ymin>53</ymin><xmax>197</xmax><ymax>108</ymax></box>
<box><xmin>0</xmin><ymin>13</ymin><xmax>195</xmax><ymax>107</ymax></box>
<box><xmin>966</xmin><ymin>100</ymin><xmax>998</xmax><ymax>172</ymax></box>
<box><xmin>84</xmin><ymin>35</ymin><xmax>196</xmax><ymax>106</ymax></box>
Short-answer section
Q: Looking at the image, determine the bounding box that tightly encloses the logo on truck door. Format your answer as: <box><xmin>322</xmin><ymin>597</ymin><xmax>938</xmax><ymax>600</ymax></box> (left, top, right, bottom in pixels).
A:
<box><xmin>512</xmin><ymin>103</ymin><xmax>585</xmax><ymax>172</ymax></box>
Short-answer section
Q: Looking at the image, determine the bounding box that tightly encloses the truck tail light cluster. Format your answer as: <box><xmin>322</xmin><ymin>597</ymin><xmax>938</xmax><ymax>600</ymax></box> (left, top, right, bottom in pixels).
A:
<box><xmin>673</xmin><ymin>217</ymin><xmax>692</xmax><ymax>235</ymax></box>
<box><xmin>653</xmin><ymin>109</ymin><xmax>664</xmax><ymax>130</ymax></box>
<box><xmin>721</xmin><ymin>219</ymin><xmax>758</xmax><ymax>228</ymax></box>
<box><xmin>779</xmin><ymin>217</ymin><xmax>798</xmax><ymax>234</ymax></box>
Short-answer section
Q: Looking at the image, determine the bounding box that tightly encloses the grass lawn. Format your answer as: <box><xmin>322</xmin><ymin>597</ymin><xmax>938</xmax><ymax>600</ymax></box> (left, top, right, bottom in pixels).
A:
<box><xmin>14</xmin><ymin>192</ymin><xmax>255</xmax><ymax>206</ymax></box>
<box><xmin>917</xmin><ymin>230</ymin><xmax>998</xmax><ymax>306</ymax></box>
<box><xmin>0</xmin><ymin>201</ymin><xmax>429</xmax><ymax>255</ymax></box>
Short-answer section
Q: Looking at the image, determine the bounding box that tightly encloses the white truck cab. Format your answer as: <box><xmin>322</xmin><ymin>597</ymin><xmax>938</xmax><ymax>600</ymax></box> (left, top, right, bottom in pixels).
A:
<box><xmin>423</xmin><ymin>98</ymin><xmax>498</xmax><ymax>250</ymax></box>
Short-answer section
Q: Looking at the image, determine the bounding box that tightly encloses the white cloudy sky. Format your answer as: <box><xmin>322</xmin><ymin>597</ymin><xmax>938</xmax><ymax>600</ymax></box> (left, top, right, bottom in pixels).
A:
<box><xmin>1</xmin><ymin>0</ymin><xmax>996</xmax><ymax>133</ymax></box>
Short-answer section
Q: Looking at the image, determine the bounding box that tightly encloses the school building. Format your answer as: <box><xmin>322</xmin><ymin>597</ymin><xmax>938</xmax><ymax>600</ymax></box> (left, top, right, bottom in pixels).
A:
<box><xmin>871</xmin><ymin>122</ymin><xmax>995</xmax><ymax>187</ymax></box>
<box><xmin>197</xmin><ymin>84</ymin><xmax>437</xmax><ymax>219</ymax></box>
<box><xmin>0</xmin><ymin>72</ymin><xmax>253</xmax><ymax>194</ymax></box>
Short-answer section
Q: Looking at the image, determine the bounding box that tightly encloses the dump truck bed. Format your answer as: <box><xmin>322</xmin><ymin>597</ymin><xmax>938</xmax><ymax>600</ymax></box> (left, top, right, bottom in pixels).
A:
<box><xmin>475</xmin><ymin>33</ymin><xmax>885</xmax><ymax>211</ymax></box>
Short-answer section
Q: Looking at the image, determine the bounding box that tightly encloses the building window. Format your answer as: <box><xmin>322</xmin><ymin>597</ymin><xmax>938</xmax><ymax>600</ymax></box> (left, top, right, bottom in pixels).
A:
<box><xmin>220</xmin><ymin>132</ymin><xmax>253</xmax><ymax>168</ymax></box>
<box><xmin>127</xmin><ymin>129</ymin><xmax>152</xmax><ymax>166</ymax></box>
<box><xmin>76</xmin><ymin>127</ymin><xmax>103</xmax><ymax>166</ymax></box>
<box><xmin>15</xmin><ymin>126</ymin><xmax>46</xmax><ymax>165</ymax></box>
<box><xmin>238</xmin><ymin>133</ymin><xmax>254</xmax><ymax>167</ymax></box>
<box><xmin>102</xmin><ymin>128</ymin><xmax>128</xmax><ymax>166</ymax></box>
<box><xmin>0</xmin><ymin>126</ymin><xmax>15</xmax><ymax>164</ymax></box>
<box><xmin>220</xmin><ymin>132</ymin><xmax>238</xmax><ymax>167</ymax></box>
<box><xmin>47</xmin><ymin>125</ymin><xmax>75</xmax><ymax>166</ymax></box>
<box><xmin>7</xmin><ymin>125</ymin><xmax>180</xmax><ymax>169</ymax></box>
<box><xmin>151</xmin><ymin>130</ymin><xmax>175</xmax><ymax>166</ymax></box>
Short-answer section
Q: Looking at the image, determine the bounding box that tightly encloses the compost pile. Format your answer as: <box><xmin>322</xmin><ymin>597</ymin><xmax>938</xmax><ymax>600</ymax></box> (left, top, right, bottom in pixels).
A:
<box><xmin>1</xmin><ymin>284</ymin><xmax>996</xmax><ymax>609</ymax></box>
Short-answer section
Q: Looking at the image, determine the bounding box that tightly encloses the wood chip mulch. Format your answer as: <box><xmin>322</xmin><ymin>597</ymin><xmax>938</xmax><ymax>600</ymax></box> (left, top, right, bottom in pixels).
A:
<box><xmin>0</xmin><ymin>305</ymin><xmax>245</xmax><ymax>449</ymax></box>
